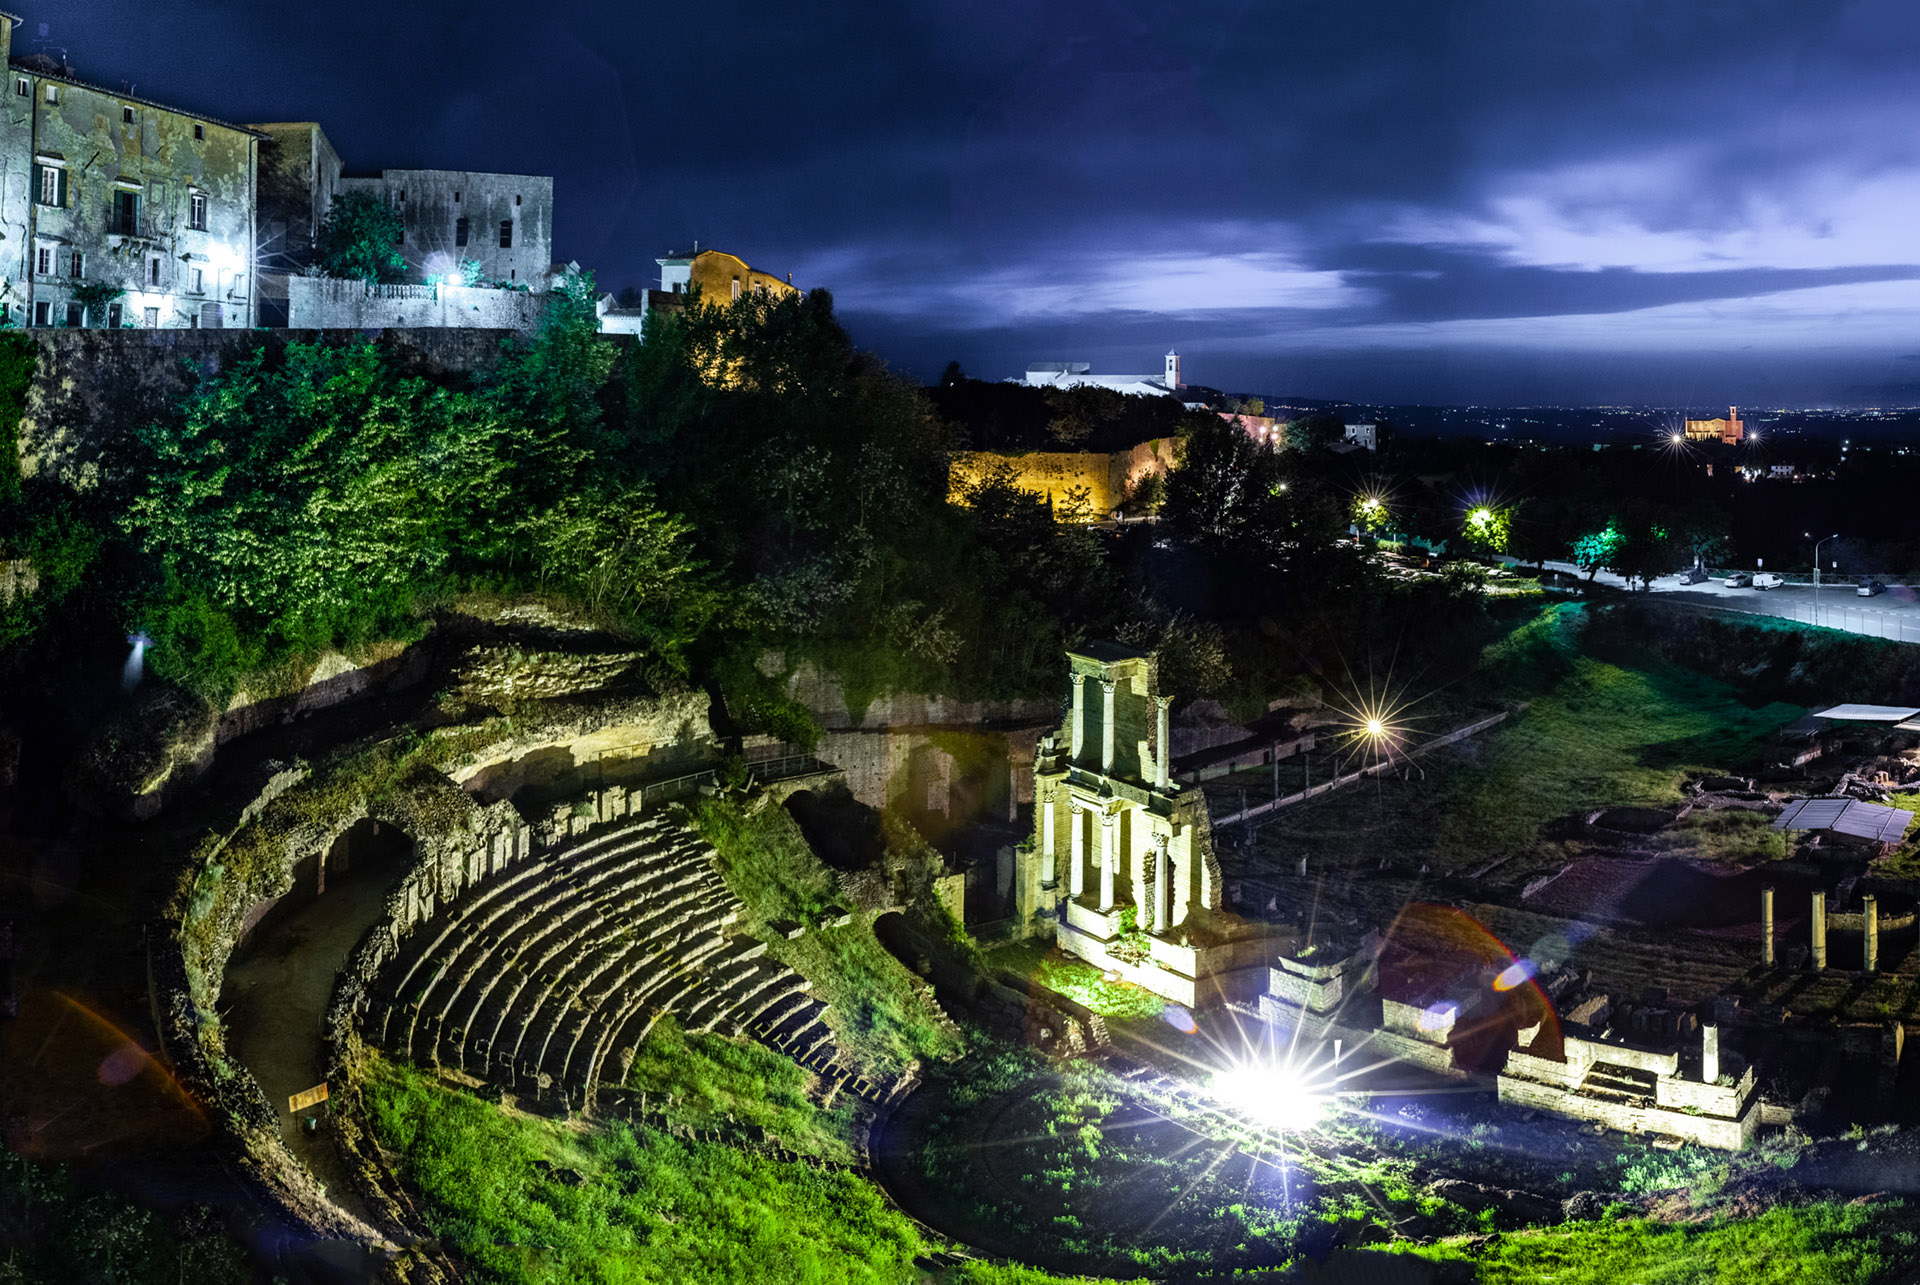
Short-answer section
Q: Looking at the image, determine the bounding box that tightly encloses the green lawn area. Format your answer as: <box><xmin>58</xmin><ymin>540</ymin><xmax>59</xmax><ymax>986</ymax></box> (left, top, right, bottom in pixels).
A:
<box><xmin>981</xmin><ymin>939</ymin><xmax>1168</xmax><ymax>1021</ymax></box>
<box><xmin>363</xmin><ymin>1055</ymin><xmax>1115</xmax><ymax>1285</ymax></box>
<box><xmin>1402</xmin><ymin>1202</ymin><xmax>1917</xmax><ymax>1284</ymax></box>
<box><xmin>623</xmin><ymin>1014</ymin><xmax>856</xmax><ymax>1161</ymax></box>
<box><xmin>690</xmin><ymin>797</ymin><xmax>966</xmax><ymax>1076</ymax></box>
<box><xmin>1261</xmin><ymin>604</ymin><xmax>1803</xmax><ymax>880</ymax></box>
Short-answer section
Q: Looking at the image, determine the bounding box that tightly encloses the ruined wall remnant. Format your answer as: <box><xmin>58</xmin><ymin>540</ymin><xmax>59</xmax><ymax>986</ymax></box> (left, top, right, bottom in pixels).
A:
<box><xmin>287</xmin><ymin>278</ymin><xmax>547</xmax><ymax>331</ymax></box>
<box><xmin>948</xmin><ymin>438</ymin><xmax>1181</xmax><ymax>519</ymax></box>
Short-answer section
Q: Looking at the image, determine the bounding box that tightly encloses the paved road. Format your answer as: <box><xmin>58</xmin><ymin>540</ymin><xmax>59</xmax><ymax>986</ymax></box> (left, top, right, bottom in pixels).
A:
<box><xmin>1534</xmin><ymin>562</ymin><xmax>1920</xmax><ymax>643</ymax></box>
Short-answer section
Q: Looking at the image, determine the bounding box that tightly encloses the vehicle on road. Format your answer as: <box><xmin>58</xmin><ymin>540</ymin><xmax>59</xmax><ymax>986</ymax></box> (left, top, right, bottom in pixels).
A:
<box><xmin>1858</xmin><ymin>579</ymin><xmax>1886</xmax><ymax>597</ymax></box>
<box><xmin>1753</xmin><ymin>572</ymin><xmax>1785</xmax><ymax>589</ymax></box>
<box><xmin>1676</xmin><ymin>566</ymin><xmax>1711</xmax><ymax>585</ymax></box>
<box><xmin>1724</xmin><ymin>572</ymin><xmax>1752</xmax><ymax>588</ymax></box>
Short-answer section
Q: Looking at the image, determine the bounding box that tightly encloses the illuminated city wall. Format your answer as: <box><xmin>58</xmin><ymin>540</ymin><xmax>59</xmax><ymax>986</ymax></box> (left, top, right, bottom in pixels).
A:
<box><xmin>949</xmin><ymin>438</ymin><xmax>1180</xmax><ymax>519</ymax></box>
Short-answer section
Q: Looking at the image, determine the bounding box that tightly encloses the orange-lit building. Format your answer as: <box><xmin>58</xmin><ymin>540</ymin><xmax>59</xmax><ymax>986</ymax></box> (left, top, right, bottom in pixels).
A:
<box><xmin>1684</xmin><ymin>406</ymin><xmax>1745</xmax><ymax>444</ymax></box>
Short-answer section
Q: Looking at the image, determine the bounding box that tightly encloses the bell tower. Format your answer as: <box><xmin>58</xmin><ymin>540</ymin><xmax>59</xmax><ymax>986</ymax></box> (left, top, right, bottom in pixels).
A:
<box><xmin>1165</xmin><ymin>350</ymin><xmax>1181</xmax><ymax>390</ymax></box>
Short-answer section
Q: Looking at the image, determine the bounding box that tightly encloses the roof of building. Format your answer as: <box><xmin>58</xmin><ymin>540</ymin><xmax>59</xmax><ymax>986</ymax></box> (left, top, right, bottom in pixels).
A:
<box><xmin>1028</xmin><ymin>361</ymin><xmax>1093</xmax><ymax>375</ymax></box>
<box><xmin>8</xmin><ymin>55</ymin><xmax>270</xmax><ymax>137</ymax></box>
<box><xmin>1773</xmin><ymin>797</ymin><xmax>1915</xmax><ymax>844</ymax></box>
<box><xmin>1809</xmin><ymin>704</ymin><xmax>1920</xmax><ymax>722</ymax></box>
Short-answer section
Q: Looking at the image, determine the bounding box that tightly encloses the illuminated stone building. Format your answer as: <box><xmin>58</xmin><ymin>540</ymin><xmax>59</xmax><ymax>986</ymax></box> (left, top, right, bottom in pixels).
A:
<box><xmin>1023</xmin><ymin>351</ymin><xmax>1212</xmax><ymax>407</ymax></box>
<box><xmin>623</xmin><ymin>248</ymin><xmax>797</xmax><ymax>334</ymax></box>
<box><xmin>0</xmin><ymin>12</ymin><xmax>261</xmax><ymax>329</ymax></box>
<box><xmin>1684</xmin><ymin>406</ymin><xmax>1745</xmax><ymax>444</ymax></box>
<box><xmin>1013</xmin><ymin>643</ymin><xmax>1284</xmax><ymax>1005</ymax></box>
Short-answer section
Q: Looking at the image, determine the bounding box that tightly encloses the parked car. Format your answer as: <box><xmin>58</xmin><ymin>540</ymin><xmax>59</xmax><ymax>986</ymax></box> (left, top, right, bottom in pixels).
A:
<box><xmin>1858</xmin><ymin>578</ymin><xmax>1886</xmax><ymax>597</ymax></box>
<box><xmin>1723</xmin><ymin>572</ymin><xmax>1752</xmax><ymax>588</ymax></box>
<box><xmin>1677</xmin><ymin>565</ymin><xmax>1711</xmax><ymax>585</ymax></box>
<box><xmin>1753</xmin><ymin>572</ymin><xmax>1785</xmax><ymax>589</ymax></box>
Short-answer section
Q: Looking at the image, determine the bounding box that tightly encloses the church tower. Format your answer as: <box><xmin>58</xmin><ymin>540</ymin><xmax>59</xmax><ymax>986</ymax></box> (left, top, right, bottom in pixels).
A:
<box><xmin>1165</xmin><ymin>350</ymin><xmax>1182</xmax><ymax>390</ymax></box>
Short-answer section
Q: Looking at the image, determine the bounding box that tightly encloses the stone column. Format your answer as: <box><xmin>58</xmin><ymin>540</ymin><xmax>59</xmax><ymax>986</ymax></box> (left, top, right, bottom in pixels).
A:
<box><xmin>1702</xmin><ymin>1024</ymin><xmax>1720</xmax><ymax>1084</ymax></box>
<box><xmin>1865</xmin><ymin>895</ymin><xmax>1880</xmax><ymax>974</ymax></box>
<box><xmin>1100</xmin><ymin>679</ymin><xmax>1117</xmax><ymax>774</ymax></box>
<box><xmin>1069</xmin><ymin>805</ymin><xmax>1085</xmax><ymax>897</ymax></box>
<box><xmin>1152</xmin><ymin>832</ymin><xmax>1170</xmax><ymax>933</ymax></box>
<box><xmin>1039</xmin><ymin>786</ymin><xmax>1056</xmax><ymax>890</ymax></box>
<box><xmin>1155</xmin><ymin>695</ymin><xmax>1173</xmax><ymax>789</ymax></box>
<box><xmin>1761</xmin><ymin>886</ymin><xmax>1775</xmax><ymax>967</ymax></box>
<box><xmin>1099</xmin><ymin>812</ymin><xmax>1116</xmax><ymax>912</ymax></box>
<box><xmin>1811</xmin><ymin>889</ymin><xmax>1827</xmax><ymax>971</ymax></box>
<box><xmin>1070</xmin><ymin>673</ymin><xmax>1086</xmax><ymax>762</ymax></box>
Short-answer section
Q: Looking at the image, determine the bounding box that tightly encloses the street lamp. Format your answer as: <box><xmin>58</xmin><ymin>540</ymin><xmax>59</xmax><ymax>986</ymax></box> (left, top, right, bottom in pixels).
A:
<box><xmin>1813</xmin><ymin>532</ymin><xmax>1839</xmax><ymax>626</ymax></box>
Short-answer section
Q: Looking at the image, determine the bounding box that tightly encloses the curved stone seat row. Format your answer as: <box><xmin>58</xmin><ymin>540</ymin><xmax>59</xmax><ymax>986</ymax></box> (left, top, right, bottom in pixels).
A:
<box><xmin>362</xmin><ymin>813</ymin><xmax>846</xmax><ymax>1106</ymax></box>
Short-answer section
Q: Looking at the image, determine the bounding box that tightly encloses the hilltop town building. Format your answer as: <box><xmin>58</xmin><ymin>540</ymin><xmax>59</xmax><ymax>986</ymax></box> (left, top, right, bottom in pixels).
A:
<box><xmin>1023</xmin><ymin>352</ymin><xmax>1210</xmax><ymax>408</ymax></box>
<box><xmin>333</xmin><ymin>167</ymin><xmax>553</xmax><ymax>289</ymax></box>
<box><xmin>1685</xmin><ymin>407</ymin><xmax>1745</xmax><ymax>444</ymax></box>
<box><xmin>0</xmin><ymin>13</ymin><xmax>261</xmax><ymax>329</ymax></box>
<box><xmin>1013</xmin><ymin>644</ymin><xmax>1284</xmax><ymax>1005</ymax></box>
<box><xmin>608</xmin><ymin>248</ymin><xmax>799</xmax><ymax>335</ymax></box>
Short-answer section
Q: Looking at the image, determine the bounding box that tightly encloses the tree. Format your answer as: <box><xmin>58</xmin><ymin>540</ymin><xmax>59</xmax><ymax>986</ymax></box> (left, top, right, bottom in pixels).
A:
<box><xmin>1281</xmin><ymin>412</ymin><xmax>1345</xmax><ymax>453</ymax></box>
<box><xmin>315</xmin><ymin>191</ymin><xmax>408</xmax><ymax>282</ymax></box>
<box><xmin>1461</xmin><ymin>504</ymin><xmax>1512</xmax><ymax>555</ymax></box>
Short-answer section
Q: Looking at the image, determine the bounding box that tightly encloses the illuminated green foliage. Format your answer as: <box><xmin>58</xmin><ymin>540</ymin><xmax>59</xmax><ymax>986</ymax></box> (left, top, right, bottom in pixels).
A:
<box><xmin>1463</xmin><ymin>503</ymin><xmax>1512</xmax><ymax>553</ymax></box>
<box><xmin>314</xmin><ymin>190</ymin><xmax>409</xmax><ymax>282</ymax></box>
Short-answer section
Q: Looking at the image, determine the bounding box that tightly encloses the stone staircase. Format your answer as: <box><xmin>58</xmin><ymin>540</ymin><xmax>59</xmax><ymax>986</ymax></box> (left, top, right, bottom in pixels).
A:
<box><xmin>363</xmin><ymin>814</ymin><xmax>848</xmax><ymax>1108</ymax></box>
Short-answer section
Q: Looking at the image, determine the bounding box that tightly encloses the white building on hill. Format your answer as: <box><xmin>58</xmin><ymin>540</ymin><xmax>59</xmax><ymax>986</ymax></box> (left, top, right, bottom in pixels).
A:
<box><xmin>1022</xmin><ymin>352</ymin><xmax>1209</xmax><ymax>407</ymax></box>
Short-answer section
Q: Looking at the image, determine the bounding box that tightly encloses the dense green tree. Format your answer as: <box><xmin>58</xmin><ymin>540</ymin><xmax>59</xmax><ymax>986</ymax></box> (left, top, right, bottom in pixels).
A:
<box><xmin>314</xmin><ymin>191</ymin><xmax>408</xmax><ymax>282</ymax></box>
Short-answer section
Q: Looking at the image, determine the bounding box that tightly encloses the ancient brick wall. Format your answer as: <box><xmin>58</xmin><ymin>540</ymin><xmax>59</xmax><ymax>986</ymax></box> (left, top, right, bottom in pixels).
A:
<box><xmin>948</xmin><ymin>438</ymin><xmax>1180</xmax><ymax>519</ymax></box>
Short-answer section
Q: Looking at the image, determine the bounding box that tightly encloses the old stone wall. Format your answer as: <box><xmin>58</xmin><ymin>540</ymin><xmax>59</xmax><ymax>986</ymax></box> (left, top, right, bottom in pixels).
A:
<box><xmin>17</xmin><ymin>327</ymin><xmax>519</xmax><ymax>489</ymax></box>
<box><xmin>288</xmin><ymin>278</ymin><xmax>547</xmax><ymax>331</ymax></box>
<box><xmin>949</xmin><ymin>438</ymin><xmax>1180</xmax><ymax>519</ymax></box>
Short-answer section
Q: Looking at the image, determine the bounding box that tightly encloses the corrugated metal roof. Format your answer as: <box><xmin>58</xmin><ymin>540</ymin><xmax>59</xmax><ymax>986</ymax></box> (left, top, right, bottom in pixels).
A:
<box><xmin>1774</xmin><ymin>798</ymin><xmax>1914</xmax><ymax>844</ymax></box>
<box><xmin>1810</xmin><ymin>704</ymin><xmax>1920</xmax><ymax>722</ymax></box>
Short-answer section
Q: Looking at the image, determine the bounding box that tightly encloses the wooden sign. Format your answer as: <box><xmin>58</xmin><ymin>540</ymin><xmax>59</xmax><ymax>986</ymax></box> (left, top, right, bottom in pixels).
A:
<box><xmin>288</xmin><ymin>1082</ymin><xmax>329</xmax><ymax>1114</ymax></box>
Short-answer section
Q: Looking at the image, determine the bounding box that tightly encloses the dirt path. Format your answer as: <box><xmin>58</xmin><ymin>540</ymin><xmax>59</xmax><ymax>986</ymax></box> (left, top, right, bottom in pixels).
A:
<box><xmin>224</xmin><ymin>854</ymin><xmax>406</xmax><ymax>1225</ymax></box>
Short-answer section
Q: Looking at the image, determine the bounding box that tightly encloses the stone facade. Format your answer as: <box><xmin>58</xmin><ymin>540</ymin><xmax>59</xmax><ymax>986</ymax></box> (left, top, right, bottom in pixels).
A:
<box><xmin>948</xmin><ymin>438</ymin><xmax>1182</xmax><ymax>521</ymax></box>
<box><xmin>251</xmin><ymin>121</ymin><xmax>344</xmax><ymax>327</ymax></box>
<box><xmin>335</xmin><ymin>167</ymin><xmax>554</xmax><ymax>289</ymax></box>
<box><xmin>635</xmin><ymin>248</ymin><xmax>797</xmax><ymax>332</ymax></box>
<box><xmin>1015</xmin><ymin>643</ymin><xmax>1282</xmax><ymax>1005</ymax></box>
<box><xmin>1</xmin><ymin>21</ymin><xmax>261</xmax><ymax>330</ymax></box>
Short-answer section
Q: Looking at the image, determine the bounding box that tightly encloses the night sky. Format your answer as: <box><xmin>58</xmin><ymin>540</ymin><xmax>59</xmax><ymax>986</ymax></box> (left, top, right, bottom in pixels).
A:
<box><xmin>32</xmin><ymin>1</ymin><xmax>1920</xmax><ymax>405</ymax></box>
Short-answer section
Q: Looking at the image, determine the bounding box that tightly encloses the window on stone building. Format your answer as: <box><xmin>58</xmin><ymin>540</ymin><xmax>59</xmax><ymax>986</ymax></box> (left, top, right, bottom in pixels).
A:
<box><xmin>114</xmin><ymin>189</ymin><xmax>140</xmax><ymax>235</ymax></box>
<box><xmin>69</xmin><ymin>251</ymin><xmax>82</xmax><ymax>278</ymax></box>
<box><xmin>13</xmin><ymin>78</ymin><xmax>26</xmax><ymax>97</ymax></box>
<box><xmin>190</xmin><ymin>266</ymin><xmax>204</xmax><ymax>294</ymax></box>
<box><xmin>121</xmin><ymin>106</ymin><xmax>134</xmax><ymax>124</ymax></box>
<box><xmin>106</xmin><ymin>302</ymin><xmax>122</xmax><ymax>329</ymax></box>
<box><xmin>228</xmin><ymin>273</ymin><xmax>245</xmax><ymax>298</ymax></box>
<box><xmin>499</xmin><ymin>220</ymin><xmax>513</xmax><ymax>248</ymax></box>
<box><xmin>515</xmin><ymin>194</ymin><xmax>522</xmax><ymax>206</ymax></box>
<box><xmin>194</xmin><ymin>123</ymin><xmax>205</xmax><ymax>141</ymax></box>
<box><xmin>34</xmin><ymin>247</ymin><xmax>49</xmax><ymax>276</ymax></box>
<box><xmin>189</xmin><ymin>192</ymin><xmax>207</xmax><ymax>231</ymax></box>
<box><xmin>455</xmin><ymin>217</ymin><xmax>469</xmax><ymax>247</ymax></box>
<box><xmin>144</xmin><ymin>307</ymin><xmax>159</xmax><ymax>328</ymax></box>
<box><xmin>35</xmin><ymin>165</ymin><xmax>64</xmax><ymax>207</ymax></box>
<box><xmin>453</xmin><ymin>190</ymin><xmax>461</xmax><ymax>203</ymax></box>
<box><xmin>32</xmin><ymin>301</ymin><xmax>48</xmax><ymax>327</ymax></box>
<box><xmin>43</xmin><ymin>84</ymin><xmax>56</xmax><ymax>104</ymax></box>
<box><xmin>147</xmin><ymin>257</ymin><xmax>162</xmax><ymax>287</ymax></box>
<box><xmin>732</xmin><ymin>277</ymin><xmax>741</xmax><ymax>301</ymax></box>
<box><xmin>64</xmin><ymin>303</ymin><xmax>81</xmax><ymax>328</ymax></box>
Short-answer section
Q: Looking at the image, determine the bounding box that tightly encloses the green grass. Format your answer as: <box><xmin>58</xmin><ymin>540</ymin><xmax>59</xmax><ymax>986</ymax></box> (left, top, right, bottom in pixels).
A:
<box><xmin>691</xmin><ymin>798</ymin><xmax>965</xmax><ymax>1076</ymax></box>
<box><xmin>364</xmin><ymin>1055</ymin><xmax>1112</xmax><ymax>1285</ymax></box>
<box><xmin>982</xmin><ymin>940</ymin><xmax>1167</xmax><ymax>1021</ymax></box>
<box><xmin>1402</xmin><ymin>1201</ymin><xmax>1917</xmax><ymax>1284</ymax></box>
<box><xmin>623</xmin><ymin>1014</ymin><xmax>855</xmax><ymax>1161</ymax></box>
<box><xmin>1264</xmin><ymin>604</ymin><xmax>1802</xmax><ymax>880</ymax></box>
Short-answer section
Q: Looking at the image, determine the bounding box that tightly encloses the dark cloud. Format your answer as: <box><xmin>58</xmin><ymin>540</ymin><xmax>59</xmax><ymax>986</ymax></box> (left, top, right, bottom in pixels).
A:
<box><xmin>29</xmin><ymin>0</ymin><xmax>1920</xmax><ymax>401</ymax></box>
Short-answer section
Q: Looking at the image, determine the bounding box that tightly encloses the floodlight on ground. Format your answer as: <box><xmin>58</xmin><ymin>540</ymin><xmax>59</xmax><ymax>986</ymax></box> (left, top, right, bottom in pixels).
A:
<box><xmin>1210</xmin><ymin>1057</ymin><xmax>1329</xmax><ymax>1132</ymax></box>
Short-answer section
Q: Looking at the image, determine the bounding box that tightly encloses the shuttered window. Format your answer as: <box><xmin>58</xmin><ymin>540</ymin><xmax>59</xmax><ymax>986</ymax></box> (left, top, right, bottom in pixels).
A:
<box><xmin>34</xmin><ymin>165</ymin><xmax>66</xmax><ymax>207</ymax></box>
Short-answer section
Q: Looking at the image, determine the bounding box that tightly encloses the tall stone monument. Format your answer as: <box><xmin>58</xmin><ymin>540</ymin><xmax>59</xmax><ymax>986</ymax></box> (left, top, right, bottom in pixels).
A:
<box><xmin>1013</xmin><ymin>643</ymin><xmax>1281</xmax><ymax>1005</ymax></box>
